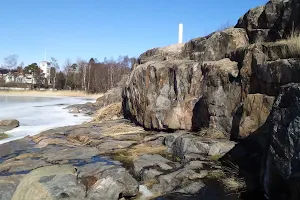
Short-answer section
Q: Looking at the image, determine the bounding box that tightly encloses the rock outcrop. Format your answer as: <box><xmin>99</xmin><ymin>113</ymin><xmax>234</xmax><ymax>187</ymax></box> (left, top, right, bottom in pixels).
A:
<box><xmin>181</xmin><ymin>28</ymin><xmax>249</xmax><ymax>62</ymax></box>
<box><xmin>124</xmin><ymin>8</ymin><xmax>300</xmax><ymax>138</ymax></box>
<box><xmin>236</xmin><ymin>0</ymin><xmax>300</xmax><ymax>43</ymax></box>
<box><xmin>262</xmin><ymin>83</ymin><xmax>300</xmax><ymax>200</ymax></box>
<box><xmin>123</xmin><ymin>58</ymin><xmax>242</xmax><ymax>136</ymax></box>
<box><xmin>122</xmin><ymin>1</ymin><xmax>300</xmax><ymax>198</ymax></box>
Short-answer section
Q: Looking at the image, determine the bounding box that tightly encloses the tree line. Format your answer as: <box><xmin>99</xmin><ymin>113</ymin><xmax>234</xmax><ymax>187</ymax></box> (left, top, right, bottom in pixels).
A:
<box><xmin>0</xmin><ymin>54</ymin><xmax>135</xmax><ymax>93</ymax></box>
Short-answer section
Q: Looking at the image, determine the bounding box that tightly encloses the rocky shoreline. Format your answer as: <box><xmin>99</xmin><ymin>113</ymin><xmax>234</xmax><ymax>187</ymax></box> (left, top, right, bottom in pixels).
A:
<box><xmin>1</xmin><ymin>0</ymin><xmax>300</xmax><ymax>199</ymax></box>
<box><xmin>0</xmin><ymin>87</ymin><xmax>248</xmax><ymax>200</ymax></box>
<box><xmin>0</xmin><ymin>118</ymin><xmax>246</xmax><ymax>200</ymax></box>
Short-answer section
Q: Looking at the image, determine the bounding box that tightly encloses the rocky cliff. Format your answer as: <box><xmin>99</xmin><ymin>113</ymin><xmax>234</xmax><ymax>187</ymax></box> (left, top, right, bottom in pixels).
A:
<box><xmin>123</xmin><ymin>0</ymin><xmax>300</xmax><ymax>199</ymax></box>
<box><xmin>123</xmin><ymin>0</ymin><xmax>300</xmax><ymax>139</ymax></box>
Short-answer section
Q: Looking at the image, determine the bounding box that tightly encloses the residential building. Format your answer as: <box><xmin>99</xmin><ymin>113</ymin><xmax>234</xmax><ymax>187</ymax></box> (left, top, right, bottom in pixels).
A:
<box><xmin>39</xmin><ymin>61</ymin><xmax>51</xmax><ymax>84</ymax></box>
<box><xmin>0</xmin><ymin>69</ymin><xmax>9</xmax><ymax>80</ymax></box>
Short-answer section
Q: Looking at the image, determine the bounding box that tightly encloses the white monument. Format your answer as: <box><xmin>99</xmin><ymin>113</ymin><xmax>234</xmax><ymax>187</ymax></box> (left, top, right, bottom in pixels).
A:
<box><xmin>178</xmin><ymin>23</ymin><xmax>183</xmax><ymax>44</ymax></box>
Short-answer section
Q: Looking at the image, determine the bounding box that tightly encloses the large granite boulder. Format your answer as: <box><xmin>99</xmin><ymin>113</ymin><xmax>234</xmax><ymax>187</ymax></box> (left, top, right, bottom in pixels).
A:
<box><xmin>166</xmin><ymin>133</ymin><xmax>236</xmax><ymax>161</ymax></box>
<box><xmin>236</xmin><ymin>0</ymin><xmax>300</xmax><ymax>43</ymax></box>
<box><xmin>11</xmin><ymin>165</ymin><xmax>85</xmax><ymax>200</ymax></box>
<box><xmin>123</xmin><ymin>58</ymin><xmax>241</xmax><ymax>135</ymax></box>
<box><xmin>123</xmin><ymin>60</ymin><xmax>202</xmax><ymax>131</ymax></box>
<box><xmin>262</xmin><ymin>83</ymin><xmax>300</xmax><ymax>200</ymax></box>
<box><xmin>181</xmin><ymin>28</ymin><xmax>249</xmax><ymax>62</ymax></box>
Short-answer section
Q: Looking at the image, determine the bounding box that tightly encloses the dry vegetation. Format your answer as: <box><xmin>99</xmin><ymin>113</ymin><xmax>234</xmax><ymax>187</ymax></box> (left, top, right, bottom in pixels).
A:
<box><xmin>0</xmin><ymin>133</ymin><xmax>9</xmax><ymax>140</ymax></box>
<box><xmin>113</xmin><ymin>144</ymin><xmax>168</xmax><ymax>165</ymax></box>
<box><xmin>99</xmin><ymin>123</ymin><xmax>145</xmax><ymax>137</ymax></box>
<box><xmin>92</xmin><ymin>102</ymin><xmax>123</xmax><ymax>122</ymax></box>
<box><xmin>276</xmin><ymin>33</ymin><xmax>300</xmax><ymax>57</ymax></box>
<box><xmin>222</xmin><ymin>177</ymin><xmax>246</xmax><ymax>192</ymax></box>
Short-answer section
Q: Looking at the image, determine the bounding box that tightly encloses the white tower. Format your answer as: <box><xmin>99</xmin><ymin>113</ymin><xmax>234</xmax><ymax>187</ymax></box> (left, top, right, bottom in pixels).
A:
<box><xmin>178</xmin><ymin>23</ymin><xmax>183</xmax><ymax>44</ymax></box>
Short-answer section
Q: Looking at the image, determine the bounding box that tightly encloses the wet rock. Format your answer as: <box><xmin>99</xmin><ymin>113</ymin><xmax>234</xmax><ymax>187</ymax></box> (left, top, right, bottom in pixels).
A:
<box><xmin>70</xmin><ymin>107</ymin><xmax>80</xmax><ymax>113</ymax></box>
<box><xmin>40</xmin><ymin>146</ymin><xmax>100</xmax><ymax>164</ymax></box>
<box><xmin>0</xmin><ymin>120</ymin><xmax>19</xmax><ymax>132</ymax></box>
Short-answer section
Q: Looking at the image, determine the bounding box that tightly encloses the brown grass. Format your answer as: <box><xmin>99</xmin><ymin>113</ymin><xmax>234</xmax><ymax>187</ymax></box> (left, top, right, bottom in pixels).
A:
<box><xmin>99</xmin><ymin>123</ymin><xmax>145</xmax><ymax>137</ymax></box>
<box><xmin>144</xmin><ymin>178</ymin><xmax>159</xmax><ymax>189</ymax></box>
<box><xmin>0</xmin><ymin>133</ymin><xmax>9</xmax><ymax>140</ymax></box>
<box><xmin>208</xmin><ymin>154</ymin><xmax>223</xmax><ymax>161</ymax></box>
<box><xmin>222</xmin><ymin>177</ymin><xmax>246</xmax><ymax>192</ymax></box>
<box><xmin>207</xmin><ymin>170</ymin><xmax>226</xmax><ymax>179</ymax></box>
<box><xmin>261</xmin><ymin>28</ymin><xmax>300</xmax><ymax>58</ymax></box>
<box><xmin>0</xmin><ymin>90</ymin><xmax>102</xmax><ymax>98</ymax></box>
<box><xmin>112</xmin><ymin>144</ymin><xmax>168</xmax><ymax>167</ymax></box>
<box><xmin>92</xmin><ymin>103</ymin><xmax>122</xmax><ymax>122</ymax></box>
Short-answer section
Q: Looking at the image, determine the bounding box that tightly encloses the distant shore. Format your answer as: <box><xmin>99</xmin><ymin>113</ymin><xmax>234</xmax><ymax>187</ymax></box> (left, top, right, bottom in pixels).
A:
<box><xmin>0</xmin><ymin>90</ymin><xmax>102</xmax><ymax>98</ymax></box>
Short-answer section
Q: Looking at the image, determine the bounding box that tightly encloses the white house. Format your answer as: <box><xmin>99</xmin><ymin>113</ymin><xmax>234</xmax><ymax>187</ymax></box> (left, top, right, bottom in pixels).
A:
<box><xmin>39</xmin><ymin>61</ymin><xmax>51</xmax><ymax>84</ymax></box>
<box><xmin>4</xmin><ymin>72</ymin><xmax>15</xmax><ymax>83</ymax></box>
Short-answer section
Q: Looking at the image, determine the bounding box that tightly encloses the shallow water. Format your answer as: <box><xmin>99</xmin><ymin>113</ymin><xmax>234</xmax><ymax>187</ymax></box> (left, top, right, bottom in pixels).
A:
<box><xmin>0</xmin><ymin>95</ymin><xmax>92</xmax><ymax>144</ymax></box>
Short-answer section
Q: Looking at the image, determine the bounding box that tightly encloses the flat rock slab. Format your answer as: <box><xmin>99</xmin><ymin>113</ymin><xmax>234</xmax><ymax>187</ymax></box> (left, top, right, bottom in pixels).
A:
<box><xmin>152</xmin><ymin>168</ymin><xmax>206</xmax><ymax>195</ymax></box>
<box><xmin>167</xmin><ymin>134</ymin><xmax>236</xmax><ymax>159</ymax></box>
<box><xmin>0</xmin><ymin>175</ymin><xmax>23</xmax><ymax>200</ymax></box>
<box><xmin>134</xmin><ymin>154</ymin><xmax>175</xmax><ymax>176</ymax></box>
<box><xmin>11</xmin><ymin>164</ymin><xmax>138</xmax><ymax>200</ymax></box>
<box><xmin>97</xmin><ymin>140</ymin><xmax>137</xmax><ymax>153</ymax></box>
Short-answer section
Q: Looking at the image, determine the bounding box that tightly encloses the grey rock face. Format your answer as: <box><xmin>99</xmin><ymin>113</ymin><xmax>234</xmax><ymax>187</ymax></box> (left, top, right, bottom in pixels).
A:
<box><xmin>123</xmin><ymin>58</ymin><xmax>241</xmax><ymax>136</ymax></box>
<box><xmin>236</xmin><ymin>0</ymin><xmax>300</xmax><ymax>43</ymax></box>
<box><xmin>133</xmin><ymin>154</ymin><xmax>175</xmax><ymax>177</ymax></box>
<box><xmin>11</xmin><ymin>164</ymin><xmax>139</xmax><ymax>200</ymax></box>
<box><xmin>167</xmin><ymin>133</ymin><xmax>235</xmax><ymax>160</ymax></box>
<box><xmin>182</xmin><ymin>28</ymin><xmax>249</xmax><ymax>62</ymax></box>
<box><xmin>151</xmin><ymin>168</ymin><xmax>206</xmax><ymax>195</ymax></box>
<box><xmin>263</xmin><ymin>83</ymin><xmax>300</xmax><ymax>200</ymax></box>
<box><xmin>0</xmin><ymin>175</ymin><xmax>23</xmax><ymax>200</ymax></box>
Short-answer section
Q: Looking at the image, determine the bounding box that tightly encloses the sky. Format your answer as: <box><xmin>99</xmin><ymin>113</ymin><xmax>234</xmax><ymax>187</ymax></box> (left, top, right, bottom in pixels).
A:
<box><xmin>0</xmin><ymin>0</ymin><xmax>267</xmax><ymax>68</ymax></box>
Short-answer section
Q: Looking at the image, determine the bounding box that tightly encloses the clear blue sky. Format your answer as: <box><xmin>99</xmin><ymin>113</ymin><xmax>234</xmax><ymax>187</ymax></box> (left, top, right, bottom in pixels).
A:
<box><xmin>0</xmin><ymin>0</ymin><xmax>267</xmax><ymax>68</ymax></box>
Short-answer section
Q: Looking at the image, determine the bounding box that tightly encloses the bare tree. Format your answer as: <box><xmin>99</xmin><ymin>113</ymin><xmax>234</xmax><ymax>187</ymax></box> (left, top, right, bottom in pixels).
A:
<box><xmin>50</xmin><ymin>57</ymin><xmax>60</xmax><ymax>90</ymax></box>
<box><xmin>63</xmin><ymin>59</ymin><xmax>72</xmax><ymax>89</ymax></box>
<box><xmin>3</xmin><ymin>54</ymin><xmax>18</xmax><ymax>69</ymax></box>
<box><xmin>76</xmin><ymin>58</ymin><xmax>88</xmax><ymax>91</ymax></box>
